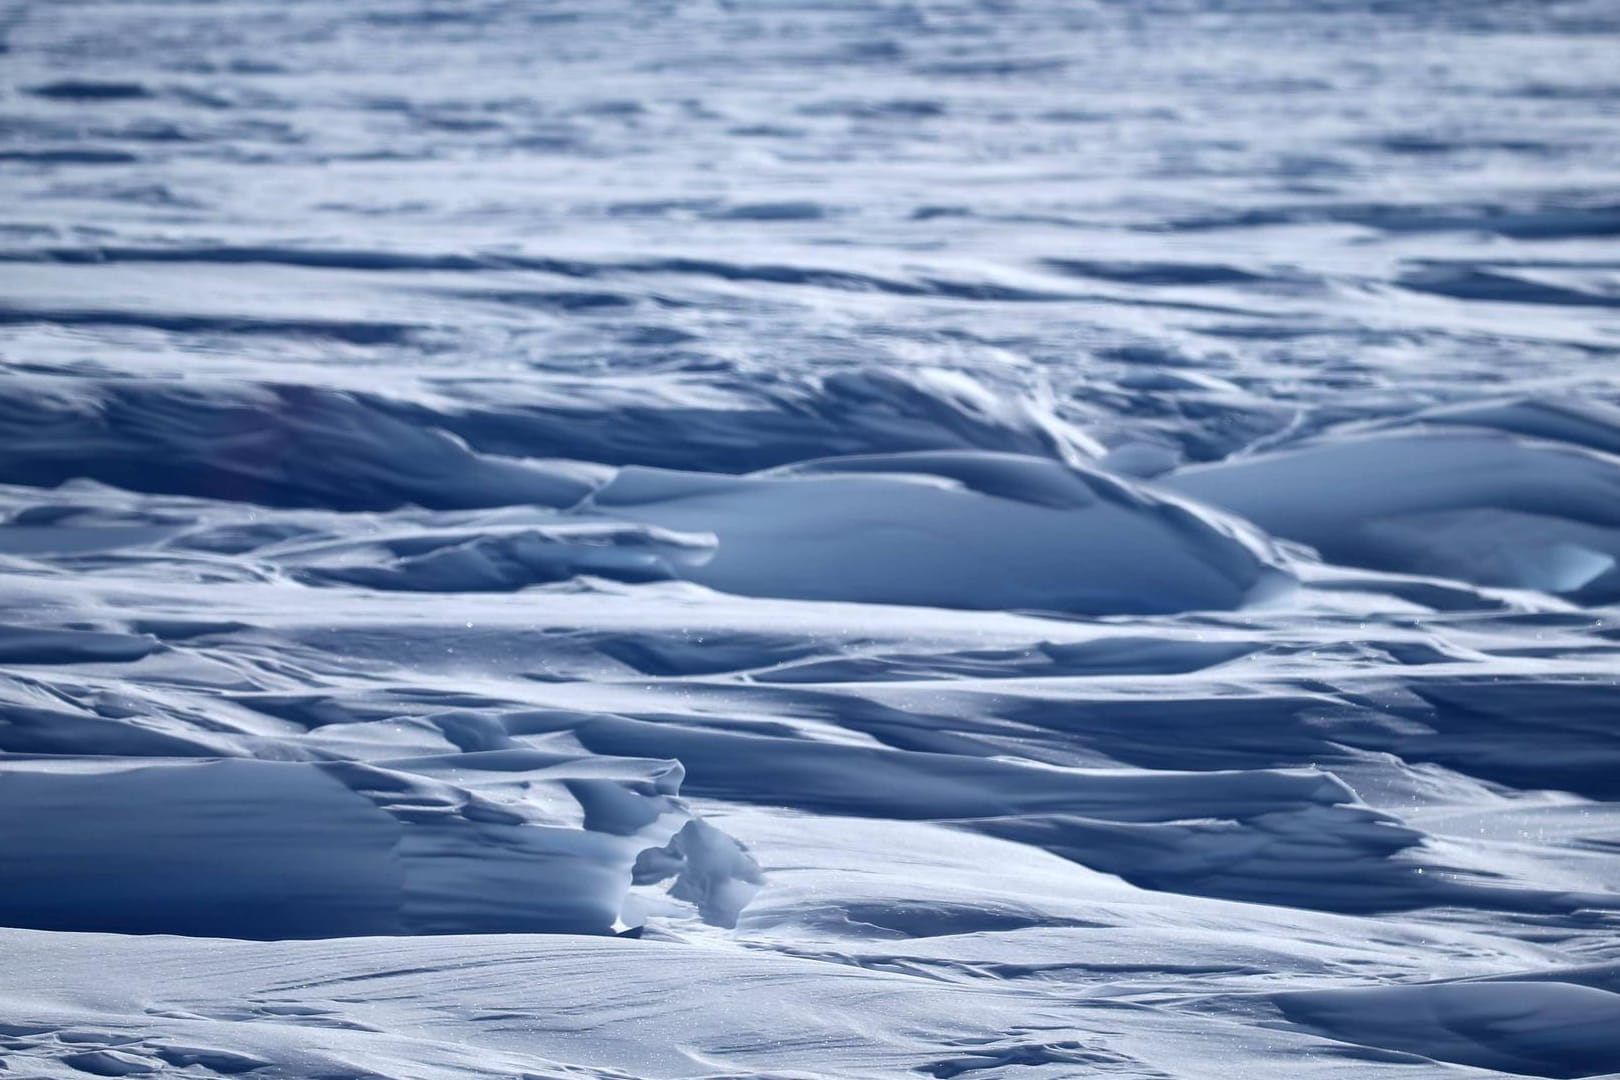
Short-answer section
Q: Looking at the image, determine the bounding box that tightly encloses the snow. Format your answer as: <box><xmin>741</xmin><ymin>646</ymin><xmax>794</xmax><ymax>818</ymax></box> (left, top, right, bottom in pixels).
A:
<box><xmin>1167</xmin><ymin>427</ymin><xmax>1620</xmax><ymax>599</ymax></box>
<box><xmin>1274</xmin><ymin>979</ymin><xmax>1620</xmax><ymax>1078</ymax></box>
<box><xmin>3</xmin><ymin>0</ymin><xmax>1620</xmax><ymax>1078</ymax></box>
<box><xmin>586</xmin><ymin>452</ymin><xmax>1290</xmax><ymax>614</ymax></box>
<box><xmin>0</xmin><ymin>752</ymin><xmax>758</xmax><ymax>938</ymax></box>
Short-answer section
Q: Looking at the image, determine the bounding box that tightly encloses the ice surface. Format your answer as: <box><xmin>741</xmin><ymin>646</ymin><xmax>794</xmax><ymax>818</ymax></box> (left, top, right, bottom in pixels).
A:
<box><xmin>3</xmin><ymin>1</ymin><xmax>1620</xmax><ymax>1078</ymax></box>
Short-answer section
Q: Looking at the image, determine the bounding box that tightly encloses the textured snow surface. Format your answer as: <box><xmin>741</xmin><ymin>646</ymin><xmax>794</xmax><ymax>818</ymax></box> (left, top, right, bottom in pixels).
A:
<box><xmin>3</xmin><ymin>0</ymin><xmax>1620</xmax><ymax>1077</ymax></box>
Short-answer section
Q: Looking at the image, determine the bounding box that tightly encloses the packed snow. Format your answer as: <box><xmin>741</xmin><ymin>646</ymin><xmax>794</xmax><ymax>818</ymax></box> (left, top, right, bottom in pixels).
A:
<box><xmin>2</xmin><ymin>1</ymin><xmax>1619</xmax><ymax>1078</ymax></box>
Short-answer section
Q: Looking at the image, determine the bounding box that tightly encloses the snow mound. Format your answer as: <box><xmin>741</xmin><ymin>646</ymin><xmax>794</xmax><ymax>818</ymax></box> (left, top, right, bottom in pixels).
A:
<box><xmin>1275</xmin><ymin>980</ymin><xmax>1620</xmax><ymax>1077</ymax></box>
<box><xmin>0</xmin><ymin>753</ymin><xmax>759</xmax><ymax>938</ymax></box>
<box><xmin>1166</xmin><ymin>429</ymin><xmax>1620</xmax><ymax>599</ymax></box>
<box><xmin>587</xmin><ymin>451</ymin><xmax>1290</xmax><ymax>615</ymax></box>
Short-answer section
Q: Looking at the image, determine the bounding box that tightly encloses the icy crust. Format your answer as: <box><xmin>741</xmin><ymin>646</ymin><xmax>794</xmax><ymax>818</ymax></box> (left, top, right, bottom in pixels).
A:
<box><xmin>1166</xmin><ymin>426</ymin><xmax>1620</xmax><ymax>600</ymax></box>
<box><xmin>588</xmin><ymin>451</ymin><xmax>1291</xmax><ymax>615</ymax></box>
<box><xmin>0</xmin><ymin>753</ymin><xmax>760</xmax><ymax>938</ymax></box>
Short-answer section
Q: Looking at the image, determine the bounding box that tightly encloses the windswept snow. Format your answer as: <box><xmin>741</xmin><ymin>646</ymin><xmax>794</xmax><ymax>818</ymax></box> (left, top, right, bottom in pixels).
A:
<box><xmin>3</xmin><ymin>1</ymin><xmax>1620</xmax><ymax>1078</ymax></box>
<box><xmin>587</xmin><ymin>452</ymin><xmax>1289</xmax><ymax>614</ymax></box>
<box><xmin>0</xmin><ymin>753</ymin><xmax>756</xmax><ymax>938</ymax></box>
<box><xmin>1167</xmin><ymin>427</ymin><xmax>1620</xmax><ymax>599</ymax></box>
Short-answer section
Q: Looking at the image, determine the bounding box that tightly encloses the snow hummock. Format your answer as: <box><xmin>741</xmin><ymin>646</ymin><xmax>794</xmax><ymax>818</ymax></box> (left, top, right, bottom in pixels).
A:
<box><xmin>587</xmin><ymin>451</ymin><xmax>1291</xmax><ymax>615</ymax></box>
<box><xmin>1167</xmin><ymin>425</ymin><xmax>1620</xmax><ymax>599</ymax></box>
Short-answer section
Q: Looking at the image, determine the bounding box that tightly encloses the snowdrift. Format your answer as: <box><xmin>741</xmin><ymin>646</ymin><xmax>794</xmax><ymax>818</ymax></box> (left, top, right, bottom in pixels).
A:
<box><xmin>0</xmin><ymin>753</ymin><xmax>759</xmax><ymax>938</ymax></box>
<box><xmin>1275</xmin><ymin>979</ymin><xmax>1620</xmax><ymax>1077</ymax></box>
<box><xmin>1167</xmin><ymin>426</ymin><xmax>1620</xmax><ymax>599</ymax></box>
<box><xmin>0</xmin><ymin>376</ymin><xmax>598</xmax><ymax>511</ymax></box>
<box><xmin>288</xmin><ymin>523</ymin><xmax>717</xmax><ymax>591</ymax></box>
<box><xmin>587</xmin><ymin>451</ymin><xmax>1291</xmax><ymax>615</ymax></box>
<box><xmin>572</xmin><ymin>714</ymin><xmax>1454</xmax><ymax>913</ymax></box>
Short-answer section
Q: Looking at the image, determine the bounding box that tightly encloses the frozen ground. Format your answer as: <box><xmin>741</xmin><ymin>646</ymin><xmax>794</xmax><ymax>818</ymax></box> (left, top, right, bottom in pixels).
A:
<box><xmin>2</xmin><ymin>0</ymin><xmax>1620</xmax><ymax>1077</ymax></box>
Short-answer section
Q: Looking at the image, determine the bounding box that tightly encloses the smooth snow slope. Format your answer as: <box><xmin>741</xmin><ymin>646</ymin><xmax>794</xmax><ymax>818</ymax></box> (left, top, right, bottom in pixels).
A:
<box><xmin>2</xmin><ymin>1</ymin><xmax>1620</xmax><ymax>1078</ymax></box>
